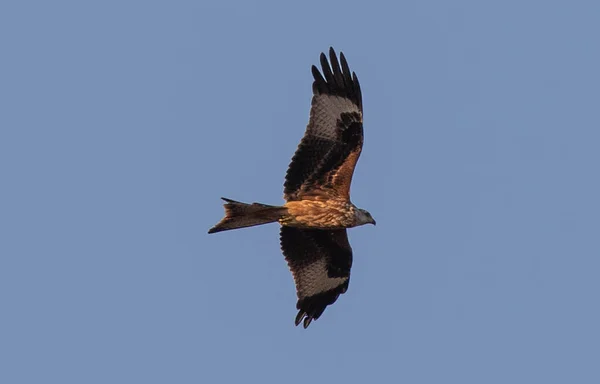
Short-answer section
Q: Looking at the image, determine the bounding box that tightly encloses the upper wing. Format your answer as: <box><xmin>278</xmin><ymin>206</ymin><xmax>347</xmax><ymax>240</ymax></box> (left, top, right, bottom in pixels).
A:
<box><xmin>280</xmin><ymin>226</ymin><xmax>353</xmax><ymax>328</ymax></box>
<box><xmin>284</xmin><ymin>47</ymin><xmax>364</xmax><ymax>201</ymax></box>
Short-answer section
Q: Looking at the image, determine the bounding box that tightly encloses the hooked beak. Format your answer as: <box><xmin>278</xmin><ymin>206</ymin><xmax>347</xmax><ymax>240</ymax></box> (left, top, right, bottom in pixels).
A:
<box><xmin>371</xmin><ymin>218</ymin><xmax>376</xmax><ymax>226</ymax></box>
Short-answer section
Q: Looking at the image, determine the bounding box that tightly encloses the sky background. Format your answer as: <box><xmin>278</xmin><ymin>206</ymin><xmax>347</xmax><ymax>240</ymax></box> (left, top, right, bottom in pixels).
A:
<box><xmin>2</xmin><ymin>1</ymin><xmax>599</xmax><ymax>383</ymax></box>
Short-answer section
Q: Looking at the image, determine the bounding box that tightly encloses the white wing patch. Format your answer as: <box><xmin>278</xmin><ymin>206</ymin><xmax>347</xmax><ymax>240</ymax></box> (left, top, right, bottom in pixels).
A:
<box><xmin>294</xmin><ymin>257</ymin><xmax>348</xmax><ymax>298</ymax></box>
<box><xmin>308</xmin><ymin>94</ymin><xmax>361</xmax><ymax>140</ymax></box>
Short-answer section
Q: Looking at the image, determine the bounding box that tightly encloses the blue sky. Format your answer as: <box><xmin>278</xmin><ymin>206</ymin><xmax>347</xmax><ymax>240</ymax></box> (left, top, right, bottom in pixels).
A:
<box><xmin>2</xmin><ymin>1</ymin><xmax>599</xmax><ymax>383</ymax></box>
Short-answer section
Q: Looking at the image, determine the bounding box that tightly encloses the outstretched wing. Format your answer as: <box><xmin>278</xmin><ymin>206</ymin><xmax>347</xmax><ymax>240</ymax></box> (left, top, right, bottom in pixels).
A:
<box><xmin>280</xmin><ymin>226</ymin><xmax>353</xmax><ymax>328</ymax></box>
<box><xmin>284</xmin><ymin>47</ymin><xmax>363</xmax><ymax>202</ymax></box>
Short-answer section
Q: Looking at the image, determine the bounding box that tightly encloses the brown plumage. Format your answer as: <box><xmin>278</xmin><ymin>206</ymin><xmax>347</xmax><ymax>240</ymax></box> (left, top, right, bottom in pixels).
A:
<box><xmin>208</xmin><ymin>48</ymin><xmax>375</xmax><ymax>328</ymax></box>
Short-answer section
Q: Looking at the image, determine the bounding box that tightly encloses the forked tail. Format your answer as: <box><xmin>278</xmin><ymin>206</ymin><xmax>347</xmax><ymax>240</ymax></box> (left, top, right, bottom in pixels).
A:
<box><xmin>208</xmin><ymin>198</ymin><xmax>287</xmax><ymax>234</ymax></box>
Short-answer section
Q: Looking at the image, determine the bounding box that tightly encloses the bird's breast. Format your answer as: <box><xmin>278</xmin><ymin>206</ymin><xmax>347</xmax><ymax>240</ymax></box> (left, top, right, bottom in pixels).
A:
<box><xmin>281</xmin><ymin>199</ymin><xmax>355</xmax><ymax>229</ymax></box>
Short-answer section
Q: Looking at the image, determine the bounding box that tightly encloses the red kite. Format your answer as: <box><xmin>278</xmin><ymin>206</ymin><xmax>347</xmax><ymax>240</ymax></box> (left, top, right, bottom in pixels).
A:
<box><xmin>209</xmin><ymin>48</ymin><xmax>375</xmax><ymax>328</ymax></box>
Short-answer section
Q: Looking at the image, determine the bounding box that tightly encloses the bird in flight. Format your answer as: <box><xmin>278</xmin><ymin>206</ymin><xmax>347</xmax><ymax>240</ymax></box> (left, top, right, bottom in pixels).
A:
<box><xmin>209</xmin><ymin>47</ymin><xmax>375</xmax><ymax>328</ymax></box>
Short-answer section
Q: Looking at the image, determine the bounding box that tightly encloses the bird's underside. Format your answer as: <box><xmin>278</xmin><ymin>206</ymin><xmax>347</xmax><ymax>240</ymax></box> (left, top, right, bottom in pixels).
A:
<box><xmin>208</xmin><ymin>47</ymin><xmax>374</xmax><ymax>328</ymax></box>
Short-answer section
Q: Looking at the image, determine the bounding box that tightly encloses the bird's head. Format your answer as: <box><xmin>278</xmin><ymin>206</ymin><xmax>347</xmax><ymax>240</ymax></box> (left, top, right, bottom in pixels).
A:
<box><xmin>356</xmin><ymin>208</ymin><xmax>376</xmax><ymax>226</ymax></box>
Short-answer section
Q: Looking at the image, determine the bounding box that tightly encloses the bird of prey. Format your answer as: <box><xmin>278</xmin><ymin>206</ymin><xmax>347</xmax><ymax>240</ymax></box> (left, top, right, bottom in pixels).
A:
<box><xmin>209</xmin><ymin>47</ymin><xmax>375</xmax><ymax>328</ymax></box>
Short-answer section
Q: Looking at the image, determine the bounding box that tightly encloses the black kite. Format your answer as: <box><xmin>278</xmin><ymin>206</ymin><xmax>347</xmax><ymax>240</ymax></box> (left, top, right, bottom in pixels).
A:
<box><xmin>209</xmin><ymin>48</ymin><xmax>375</xmax><ymax>328</ymax></box>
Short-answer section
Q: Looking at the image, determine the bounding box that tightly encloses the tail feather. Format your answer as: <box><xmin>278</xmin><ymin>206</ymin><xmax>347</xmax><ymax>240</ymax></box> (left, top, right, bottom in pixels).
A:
<box><xmin>208</xmin><ymin>198</ymin><xmax>287</xmax><ymax>234</ymax></box>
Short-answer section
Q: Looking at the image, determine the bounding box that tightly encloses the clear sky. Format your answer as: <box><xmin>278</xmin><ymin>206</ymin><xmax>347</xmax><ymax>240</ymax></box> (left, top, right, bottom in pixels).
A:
<box><xmin>2</xmin><ymin>1</ymin><xmax>599</xmax><ymax>383</ymax></box>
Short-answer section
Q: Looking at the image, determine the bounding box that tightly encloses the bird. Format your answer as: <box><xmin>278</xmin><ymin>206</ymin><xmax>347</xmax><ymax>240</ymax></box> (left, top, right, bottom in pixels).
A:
<box><xmin>208</xmin><ymin>47</ymin><xmax>375</xmax><ymax>328</ymax></box>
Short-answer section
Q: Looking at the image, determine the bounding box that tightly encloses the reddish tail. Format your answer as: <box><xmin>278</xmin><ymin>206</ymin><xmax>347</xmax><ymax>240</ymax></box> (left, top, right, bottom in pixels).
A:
<box><xmin>208</xmin><ymin>198</ymin><xmax>287</xmax><ymax>234</ymax></box>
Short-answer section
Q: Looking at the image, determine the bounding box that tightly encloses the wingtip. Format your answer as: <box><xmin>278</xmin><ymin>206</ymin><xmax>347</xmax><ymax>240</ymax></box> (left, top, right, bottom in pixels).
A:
<box><xmin>295</xmin><ymin>311</ymin><xmax>304</xmax><ymax>327</ymax></box>
<box><xmin>303</xmin><ymin>317</ymin><xmax>312</xmax><ymax>328</ymax></box>
<box><xmin>353</xmin><ymin>71</ymin><xmax>361</xmax><ymax>90</ymax></box>
<box><xmin>294</xmin><ymin>310</ymin><xmax>314</xmax><ymax>328</ymax></box>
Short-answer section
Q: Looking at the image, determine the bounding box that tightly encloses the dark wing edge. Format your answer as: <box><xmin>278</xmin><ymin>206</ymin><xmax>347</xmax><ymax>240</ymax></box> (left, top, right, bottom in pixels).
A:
<box><xmin>311</xmin><ymin>47</ymin><xmax>362</xmax><ymax>113</ymax></box>
<box><xmin>284</xmin><ymin>47</ymin><xmax>364</xmax><ymax>200</ymax></box>
<box><xmin>280</xmin><ymin>227</ymin><xmax>353</xmax><ymax>328</ymax></box>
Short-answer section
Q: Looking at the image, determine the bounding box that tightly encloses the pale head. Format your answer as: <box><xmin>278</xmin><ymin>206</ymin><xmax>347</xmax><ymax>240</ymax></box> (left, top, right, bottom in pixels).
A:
<box><xmin>354</xmin><ymin>208</ymin><xmax>376</xmax><ymax>227</ymax></box>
